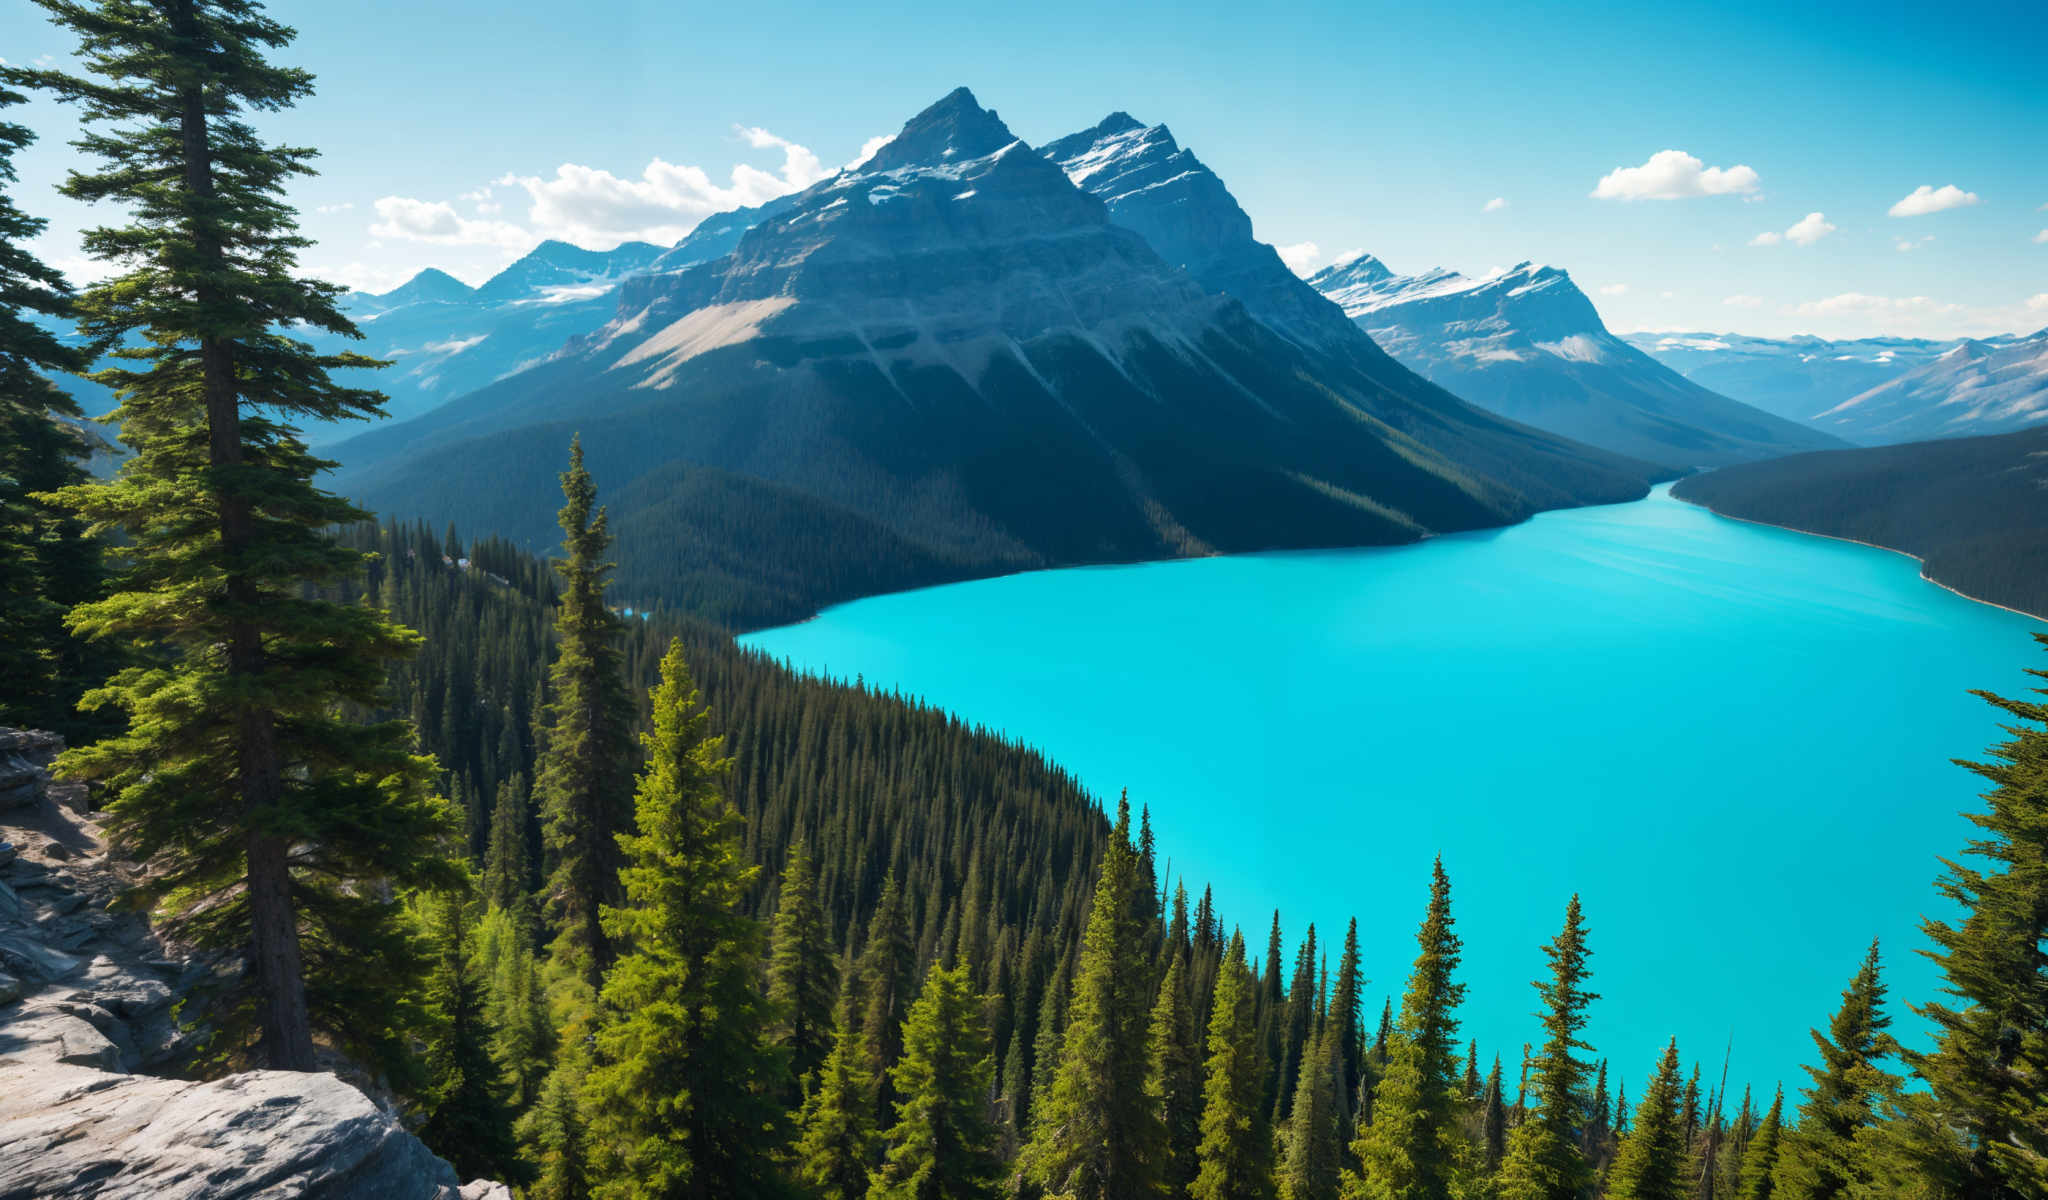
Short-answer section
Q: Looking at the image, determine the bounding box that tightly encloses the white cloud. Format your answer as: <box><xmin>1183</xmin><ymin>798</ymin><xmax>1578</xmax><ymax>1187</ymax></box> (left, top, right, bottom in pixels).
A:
<box><xmin>1482</xmin><ymin>196</ymin><xmax>1507</xmax><ymax>213</ymax></box>
<box><xmin>1331</xmin><ymin>248</ymin><xmax>1366</xmax><ymax>266</ymax></box>
<box><xmin>1276</xmin><ymin>242</ymin><xmax>1321</xmax><ymax>276</ymax></box>
<box><xmin>1590</xmin><ymin>149</ymin><xmax>1759</xmax><ymax>200</ymax></box>
<box><xmin>1897</xmin><ymin>235</ymin><xmax>1936</xmax><ymax>251</ymax></box>
<box><xmin>314</xmin><ymin>201</ymin><xmax>354</xmax><ymax>215</ymax></box>
<box><xmin>370</xmin><ymin>196</ymin><xmax>535</xmax><ymax>252</ymax></box>
<box><xmin>2034</xmin><ymin>229</ymin><xmax>2048</xmax><ymax>244</ymax></box>
<box><xmin>1888</xmin><ymin>184</ymin><xmax>1979</xmax><ymax>217</ymax></box>
<box><xmin>1598</xmin><ymin>283</ymin><xmax>1628</xmax><ymax>296</ymax></box>
<box><xmin>846</xmin><ymin>135</ymin><xmax>891</xmax><ymax>172</ymax></box>
<box><xmin>494</xmin><ymin>124</ymin><xmax>833</xmax><ymax>247</ymax></box>
<box><xmin>1751</xmin><ymin>212</ymin><xmax>1835</xmax><ymax>247</ymax></box>
<box><xmin>1661</xmin><ymin>290</ymin><xmax>1675</xmax><ymax>299</ymax></box>
<box><xmin>1783</xmin><ymin>291</ymin><xmax>2047</xmax><ymax>337</ymax></box>
<box><xmin>1723</xmin><ymin>294</ymin><xmax>1766</xmax><ymax>308</ymax></box>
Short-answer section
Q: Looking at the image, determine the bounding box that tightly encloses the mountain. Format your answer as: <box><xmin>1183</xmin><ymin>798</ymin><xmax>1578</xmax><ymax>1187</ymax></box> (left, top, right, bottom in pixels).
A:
<box><xmin>1810</xmin><ymin>329</ymin><xmax>2048</xmax><ymax>443</ymax></box>
<box><xmin>306</xmin><ymin>240</ymin><xmax>671</xmax><ymax>443</ymax></box>
<box><xmin>1673</xmin><ymin>424</ymin><xmax>2048</xmax><ymax>619</ymax></box>
<box><xmin>329</xmin><ymin>87</ymin><xmax>1658</xmax><ymax>630</ymax></box>
<box><xmin>1308</xmin><ymin>256</ymin><xmax>1844</xmax><ymax>467</ymax></box>
<box><xmin>1619</xmin><ymin>331</ymin><xmax>1956</xmax><ymax>429</ymax></box>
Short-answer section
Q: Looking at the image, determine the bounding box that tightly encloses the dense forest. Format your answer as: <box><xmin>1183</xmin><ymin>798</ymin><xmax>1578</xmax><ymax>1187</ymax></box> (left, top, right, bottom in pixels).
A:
<box><xmin>1673</xmin><ymin>427</ymin><xmax>2048</xmax><ymax>620</ymax></box>
<box><xmin>1</xmin><ymin>4</ymin><xmax>2045</xmax><ymax>1200</ymax></box>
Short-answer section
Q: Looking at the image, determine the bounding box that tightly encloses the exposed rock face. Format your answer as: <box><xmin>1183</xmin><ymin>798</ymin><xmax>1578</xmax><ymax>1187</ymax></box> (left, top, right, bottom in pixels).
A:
<box><xmin>1813</xmin><ymin>328</ymin><xmax>2048</xmax><ymax>444</ymax></box>
<box><xmin>1308</xmin><ymin>257</ymin><xmax>1846</xmax><ymax>468</ymax></box>
<box><xmin>0</xmin><ymin>727</ymin><xmax>496</xmax><ymax>1200</ymax></box>
<box><xmin>0</xmin><ymin>1063</ymin><xmax>461</xmax><ymax>1200</ymax></box>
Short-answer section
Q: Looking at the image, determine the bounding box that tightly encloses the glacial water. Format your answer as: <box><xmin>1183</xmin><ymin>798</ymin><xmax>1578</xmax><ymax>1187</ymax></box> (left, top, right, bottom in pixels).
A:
<box><xmin>740</xmin><ymin>485</ymin><xmax>2042</xmax><ymax>1096</ymax></box>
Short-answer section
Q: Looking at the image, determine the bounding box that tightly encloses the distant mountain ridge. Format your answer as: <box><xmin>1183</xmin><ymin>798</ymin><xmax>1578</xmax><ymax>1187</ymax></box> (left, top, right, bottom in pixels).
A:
<box><xmin>330</xmin><ymin>87</ymin><xmax>1657</xmax><ymax>629</ymax></box>
<box><xmin>1308</xmin><ymin>256</ymin><xmax>1843</xmax><ymax>467</ymax></box>
<box><xmin>1624</xmin><ymin>329</ymin><xmax>2047</xmax><ymax>444</ymax></box>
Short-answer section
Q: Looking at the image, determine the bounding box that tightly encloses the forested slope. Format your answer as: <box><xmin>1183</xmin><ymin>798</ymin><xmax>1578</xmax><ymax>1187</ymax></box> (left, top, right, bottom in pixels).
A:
<box><xmin>1672</xmin><ymin>425</ymin><xmax>2048</xmax><ymax>619</ymax></box>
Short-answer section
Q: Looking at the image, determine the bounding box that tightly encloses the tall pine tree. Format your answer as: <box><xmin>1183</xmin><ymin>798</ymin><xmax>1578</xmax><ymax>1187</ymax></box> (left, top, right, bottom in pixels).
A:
<box><xmin>1194</xmin><ymin>931</ymin><xmax>1276</xmax><ymax>1200</ymax></box>
<box><xmin>1020</xmin><ymin>796</ymin><xmax>1163</xmax><ymax>1200</ymax></box>
<box><xmin>1282</xmin><ymin>1026</ymin><xmax>1346</xmax><ymax>1200</ymax></box>
<box><xmin>1891</xmin><ymin>637</ymin><xmax>2048</xmax><ymax>1200</ymax></box>
<box><xmin>1347</xmin><ymin>858</ymin><xmax>1470</xmax><ymax>1200</ymax></box>
<box><xmin>796</xmin><ymin>992</ymin><xmax>882</xmax><ymax>1200</ymax></box>
<box><xmin>1148</xmin><ymin>948</ymin><xmax>1204</xmax><ymax>1198</ymax></box>
<box><xmin>769</xmin><ymin>838</ymin><xmax>840</xmax><ymax>1093</ymax></box>
<box><xmin>23</xmin><ymin>0</ymin><xmax>455</xmax><ymax>1072</ymax></box>
<box><xmin>1737</xmin><ymin>1088</ymin><xmax>1783</xmax><ymax>1200</ymax></box>
<box><xmin>580</xmin><ymin>639</ymin><xmax>785</xmax><ymax>1199</ymax></box>
<box><xmin>1607</xmin><ymin>1040</ymin><xmax>1690</xmax><ymax>1200</ymax></box>
<box><xmin>536</xmin><ymin>437</ymin><xmax>637</xmax><ymax>991</ymax></box>
<box><xmin>1496</xmin><ymin>895</ymin><xmax>1598</xmax><ymax>1200</ymax></box>
<box><xmin>870</xmin><ymin>963</ymin><xmax>1001</xmax><ymax>1200</ymax></box>
<box><xmin>1776</xmin><ymin>941</ymin><xmax>1900</xmax><ymax>1200</ymax></box>
<box><xmin>419</xmin><ymin>889</ymin><xmax>524</xmax><ymax>1186</ymax></box>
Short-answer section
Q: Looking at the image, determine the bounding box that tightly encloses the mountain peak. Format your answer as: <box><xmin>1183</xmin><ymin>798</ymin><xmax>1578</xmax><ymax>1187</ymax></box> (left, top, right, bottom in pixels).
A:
<box><xmin>1092</xmin><ymin>111</ymin><xmax>1145</xmax><ymax>137</ymax></box>
<box><xmin>861</xmin><ymin>86</ymin><xmax>1020</xmax><ymax>173</ymax></box>
<box><xmin>374</xmin><ymin>266</ymin><xmax>475</xmax><ymax>306</ymax></box>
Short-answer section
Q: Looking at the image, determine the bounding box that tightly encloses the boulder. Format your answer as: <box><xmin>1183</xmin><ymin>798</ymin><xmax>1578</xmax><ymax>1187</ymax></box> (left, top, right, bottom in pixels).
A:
<box><xmin>0</xmin><ymin>1062</ymin><xmax>464</xmax><ymax>1199</ymax></box>
<box><xmin>0</xmin><ymin>728</ymin><xmax>62</xmax><ymax>811</ymax></box>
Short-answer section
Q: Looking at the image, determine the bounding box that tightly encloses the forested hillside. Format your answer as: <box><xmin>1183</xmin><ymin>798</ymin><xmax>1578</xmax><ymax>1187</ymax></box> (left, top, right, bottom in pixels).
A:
<box><xmin>1673</xmin><ymin>425</ymin><xmax>2048</xmax><ymax>619</ymax></box>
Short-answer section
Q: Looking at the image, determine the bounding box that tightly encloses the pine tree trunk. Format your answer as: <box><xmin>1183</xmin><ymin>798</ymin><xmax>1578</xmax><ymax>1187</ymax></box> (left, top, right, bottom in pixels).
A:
<box><xmin>174</xmin><ymin>11</ymin><xmax>314</xmax><ymax>1071</ymax></box>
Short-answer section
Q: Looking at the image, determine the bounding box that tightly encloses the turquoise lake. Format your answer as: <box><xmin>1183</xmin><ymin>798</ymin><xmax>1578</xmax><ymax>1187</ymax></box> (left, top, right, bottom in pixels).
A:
<box><xmin>740</xmin><ymin>485</ymin><xmax>2042</xmax><ymax>1097</ymax></box>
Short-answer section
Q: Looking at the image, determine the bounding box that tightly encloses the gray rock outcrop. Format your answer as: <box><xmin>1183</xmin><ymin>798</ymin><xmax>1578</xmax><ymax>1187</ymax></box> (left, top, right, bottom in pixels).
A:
<box><xmin>0</xmin><ymin>727</ymin><xmax>501</xmax><ymax>1199</ymax></box>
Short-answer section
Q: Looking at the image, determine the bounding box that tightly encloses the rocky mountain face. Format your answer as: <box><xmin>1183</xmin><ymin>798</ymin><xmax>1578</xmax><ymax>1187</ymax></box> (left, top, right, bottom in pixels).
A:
<box><xmin>1618</xmin><ymin>331</ymin><xmax>1957</xmax><ymax>428</ymax></box>
<box><xmin>1809</xmin><ymin>330</ymin><xmax>2048</xmax><ymax>444</ymax></box>
<box><xmin>0</xmin><ymin>728</ymin><xmax>501</xmax><ymax>1200</ymax></box>
<box><xmin>1307</xmin><ymin>256</ymin><xmax>1845</xmax><ymax>468</ymax></box>
<box><xmin>328</xmin><ymin>88</ymin><xmax>1657</xmax><ymax>627</ymax></box>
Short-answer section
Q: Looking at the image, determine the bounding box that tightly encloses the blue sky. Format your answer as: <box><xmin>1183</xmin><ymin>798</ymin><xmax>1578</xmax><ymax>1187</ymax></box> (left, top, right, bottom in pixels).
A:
<box><xmin>5</xmin><ymin>0</ymin><xmax>2044</xmax><ymax>338</ymax></box>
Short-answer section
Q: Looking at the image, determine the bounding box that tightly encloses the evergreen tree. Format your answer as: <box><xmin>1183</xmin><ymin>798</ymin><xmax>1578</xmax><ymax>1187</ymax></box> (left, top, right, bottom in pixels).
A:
<box><xmin>0</xmin><ymin>80</ymin><xmax>103</xmax><ymax>737</ymax></box>
<box><xmin>1347</xmin><ymin>858</ymin><xmax>1470</xmax><ymax>1200</ymax></box>
<box><xmin>1148</xmin><ymin>949</ymin><xmax>1204</xmax><ymax>1198</ymax></box>
<box><xmin>536</xmin><ymin>437</ymin><xmax>637</xmax><ymax>990</ymax></box>
<box><xmin>869</xmin><ymin>963</ymin><xmax>1000</xmax><ymax>1200</ymax></box>
<box><xmin>859</xmin><ymin>871</ymin><xmax>919</xmax><ymax>1123</ymax></box>
<box><xmin>1608</xmin><ymin>1041</ymin><xmax>1691</xmax><ymax>1200</ymax></box>
<box><xmin>1282</xmin><ymin>1027</ymin><xmax>1346</xmax><ymax>1200</ymax></box>
<box><xmin>580</xmin><ymin>639</ymin><xmax>785</xmax><ymax>1199</ymax></box>
<box><xmin>1194</xmin><ymin>931</ymin><xmax>1276</xmax><ymax>1200</ymax></box>
<box><xmin>1737</xmin><ymin>1089</ymin><xmax>1783</xmax><ymax>1200</ymax></box>
<box><xmin>1331</xmin><ymin>920</ymin><xmax>1365</xmax><ymax>1113</ymax></box>
<box><xmin>478</xmin><ymin>903</ymin><xmax>554</xmax><ymax>1110</ymax></box>
<box><xmin>1891</xmin><ymin>638</ymin><xmax>2048</xmax><ymax>1200</ymax></box>
<box><xmin>1496</xmin><ymin>895</ymin><xmax>1598</xmax><ymax>1200</ymax></box>
<box><xmin>22</xmin><ymin>0</ymin><xmax>457</xmax><ymax>1072</ymax></box>
<box><xmin>483</xmin><ymin>771</ymin><xmax>534</xmax><ymax>913</ymax></box>
<box><xmin>1020</xmin><ymin>796</ymin><xmax>1163</xmax><ymax>1200</ymax></box>
<box><xmin>527</xmin><ymin>1059</ymin><xmax>593</xmax><ymax>1200</ymax></box>
<box><xmin>769</xmin><ymin>839</ymin><xmax>840</xmax><ymax>1091</ymax></box>
<box><xmin>1481</xmin><ymin>1056</ymin><xmax>1508</xmax><ymax>1176</ymax></box>
<box><xmin>1775</xmin><ymin>942</ymin><xmax>1900</xmax><ymax>1200</ymax></box>
<box><xmin>419</xmin><ymin>890</ymin><xmax>524</xmax><ymax>1185</ymax></box>
<box><xmin>796</xmin><ymin>993</ymin><xmax>883</xmax><ymax>1200</ymax></box>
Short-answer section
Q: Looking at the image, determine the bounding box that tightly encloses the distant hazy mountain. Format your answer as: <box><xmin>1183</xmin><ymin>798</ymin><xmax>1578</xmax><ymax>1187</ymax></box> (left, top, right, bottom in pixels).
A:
<box><xmin>1675</xmin><ymin>423</ymin><xmax>2048</xmax><ymax>619</ymax></box>
<box><xmin>1308</xmin><ymin>257</ymin><xmax>1843</xmax><ymax>467</ymax></box>
<box><xmin>1811</xmin><ymin>330</ymin><xmax>2048</xmax><ymax>443</ymax></box>
<box><xmin>1621</xmin><ymin>331</ymin><xmax>1958</xmax><ymax>429</ymax></box>
<box><xmin>331</xmin><ymin>88</ymin><xmax>1655</xmax><ymax>629</ymax></box>
<box><xmin>311</xmin><ymin>240</ymin><xmax>665</xmax><ymax>442</ymax></box>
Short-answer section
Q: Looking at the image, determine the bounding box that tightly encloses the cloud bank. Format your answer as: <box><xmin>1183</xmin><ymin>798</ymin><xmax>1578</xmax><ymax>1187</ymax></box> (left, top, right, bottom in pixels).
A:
<box><xmin>1591</xmin><ymin>150</ymin><xmax>1759</xmax><ymax>200</ymax></box>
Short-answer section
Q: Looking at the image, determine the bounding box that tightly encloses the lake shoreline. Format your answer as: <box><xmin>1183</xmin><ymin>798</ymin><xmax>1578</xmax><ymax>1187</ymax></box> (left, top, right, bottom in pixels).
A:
<box><xmin>1670</xmin><ymin>491</ymin><xmax>2046</xmax><ymax>624</ymax></box>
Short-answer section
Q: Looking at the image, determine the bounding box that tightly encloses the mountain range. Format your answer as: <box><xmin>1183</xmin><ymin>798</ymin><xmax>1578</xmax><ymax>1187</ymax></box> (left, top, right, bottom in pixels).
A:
<box><xmin>1305</xmin><ymin>255</ymin><xmax>1843</xmax><ymax>467</ymax></box>
<box><xmin>329</xmin><ymin>88</ymin><xmax>1659</xmax><ymax>628</ymax></box>
<box><xmin>1625</xmin><ymin>329</ymin><xmax>2048</xmax><ymax>444</ymax></box>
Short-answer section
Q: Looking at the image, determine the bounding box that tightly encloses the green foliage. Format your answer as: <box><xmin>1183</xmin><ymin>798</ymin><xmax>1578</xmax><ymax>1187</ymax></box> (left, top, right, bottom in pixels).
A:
<box><xmin>1347</xmin><ymin>858</ymin><xmax>1469</xmax><ymax>1200</ymax></box>
<box><xmin>1607</xmin><ymin>1041</ymin><xmax>1691</xmax><ymax>1200</ymax></box>
<box><xmin>537</xmin><ymin>438</ymin><xmax>639</xmax><ymax>990</ymax></box>
<box><xmin>21</xmin><ymin>0</ymin><xmax>458</xmax><ymax>1073</ymax></box>
<box><xmin>0</xmin><ymin>81</ymin><xmax>105</xmax><ymax>738</ymax></box>
<box><xmin>1886</xmin><ymin>637</ymin><xmax>2048</xmax><ymax>1199</ymax></box>
<box><xmin>1020</xmin><ymin>795</ymin><xmax>1163</xmax><ymax>1200</ymax></box>
<box><xmin>476</xmin><ymin>902</ymin><xmax>555</xmax><ymax>1110</ymax></box>
<box><xmin>1738</xmin><ymin>1088</ymin><xmax>1784</xmax><ymax>1200</ymax></box>
<box><xmin>419</xmin><ymin>890</ymin><xmax>525</xmax><ymax>1185</ymax></box>
<box><xmin>1281</xmin><ymin>1027</ymin><xmax>1346</xmax><ymax>1200</ymax></box>
<box><xmin>1497</xmin><ymin>895</ymin><xmax>1598</xmax><ymax>1200</ymax></box>
<box><xmin>769</xmin><ymin>839</ymin><xmax>841</xmax><ymax>1094</ymax></box>
<box><xmin>796</xmin><ymin>994</ymin><xmax>883</xmax><ymax>1200</ymax></box>
<box><xmin>581</xmin><ymin>639</ymin><xmax>786</xmax><ymax>1199</ymax></box>
<box><xmin>1775</xmin><ymin>942</ymin><xmax>1900</xmax><ymax>1200</ymax></box>
<box><xmin>1147</xmin><ymin>950</ymin><xmax>1203</xmax><ymax>1197</ymax></box>
<box><xmin>1194</xmin><ymin>932</ymin><xmax>1276</xmax><ymax>1200</ymax></box>
<box><xmin>869</xmin><ymin>963</ymin><xmax>1000</xmax><ymax>1200</ymax></box>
